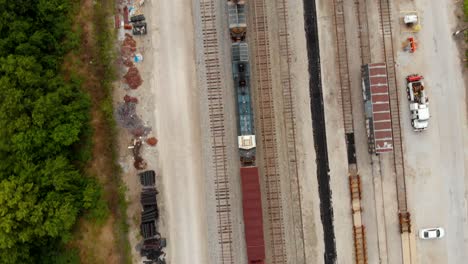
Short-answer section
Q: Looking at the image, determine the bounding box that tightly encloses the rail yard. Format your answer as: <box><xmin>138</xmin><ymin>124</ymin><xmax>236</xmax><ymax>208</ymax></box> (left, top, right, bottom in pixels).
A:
<box><xmin>118</xmin><ymin>0</ymin><xmax>468</xmax><ymax>263</ymax></box>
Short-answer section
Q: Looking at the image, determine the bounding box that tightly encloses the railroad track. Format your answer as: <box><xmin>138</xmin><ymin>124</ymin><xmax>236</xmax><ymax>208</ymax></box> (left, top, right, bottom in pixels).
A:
<box><xmin>355</xmin><ymin>0</ymin><xmax>411</xmax><ymax>261</ymax></box>
<box><xmin>356</xmin><ymin>0</ymin><xmax>371</xmax><ymax>65</ymax></box>
<box><xmin>376</xmin><ymin>0</ymin><xmax>413</xmax><ymax>263</ymax></box>
<box><xmin>332</xmin><ymin>0</ymin><xmax>368</xmax><ymax>263</ymax></box>
<box><xmin>377</xmin><ymin>0</ymin><xmax>409</xmax><ymax>221</ymax></box>
<box><xmin>199</xmin><ymin>1</ymin><xmax>234</xmax><ymax>263</ymax></box>
<box><xmin>277</xmin><ymin>0</ymin><xmax>297</xmax><ymax>169</ymax></box>
<box><xmin>276</xmin><ymin>0</ymin><xmax>306</xmax><ymax>262</ymax></box>
<box><xmin>355</xmin><ymin>0</ymin><xmax>408</xmax><ymax>227</ymax></box>
<box><xmin>332</xmin><ymin>0</ymin><xmax>354</xmax><ymax>134</ymax></box>
<box><xmin>250</xmin><ymin>0</ymin><xmax>287</xmax><ymax>262</ymax></box>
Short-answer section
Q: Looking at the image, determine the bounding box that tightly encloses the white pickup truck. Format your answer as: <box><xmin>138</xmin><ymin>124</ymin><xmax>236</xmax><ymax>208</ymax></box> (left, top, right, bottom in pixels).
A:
<box><xmin>406</xmin><ymin>74</ymin><xmax>430</xmax><ymax>131</ymax></box>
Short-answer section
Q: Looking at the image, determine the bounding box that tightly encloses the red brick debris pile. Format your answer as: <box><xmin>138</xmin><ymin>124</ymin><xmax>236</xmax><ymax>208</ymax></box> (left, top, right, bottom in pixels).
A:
<box><xmin>124</xmin><ymin>66</ymin><xmax>143</xmax><ymax>89</ymax></box>
<box><xmin>121</xmin><ymin>33</ymin><xmax>136</xmax><ymax>59</ymax></box>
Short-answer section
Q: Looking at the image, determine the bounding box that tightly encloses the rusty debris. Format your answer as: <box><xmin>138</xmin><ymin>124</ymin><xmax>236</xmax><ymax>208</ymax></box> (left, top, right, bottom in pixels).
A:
<box><xmin>132</xmin><ymin>139</ymin><xmax>147</xmax><ymax>170</ymax></box>
<box><xmin>123</xmin><ymin>66</ymin><xmax>143</xmax><ymax>89</ymax></box>
<box><xmin>123</xmin><ymin>58</ymin><xmax>134</xmax><ymax>67</ymax></box>
<box><xmin>147</xmin><ymin>137</ymin><xmax>158</xmax><ymax>146</ymax></box>
<box><xmin>123</xmin><ymin>33</ymin><xmax>136</xmax><ymax>48</ymax></box>
<box><xmin>124</xmin><ymin>95</ymin><xmax>138</xmax><ymax>103</ymax></box>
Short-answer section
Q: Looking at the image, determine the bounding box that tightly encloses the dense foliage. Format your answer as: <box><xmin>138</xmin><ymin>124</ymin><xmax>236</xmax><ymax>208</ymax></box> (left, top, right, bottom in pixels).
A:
<box><xmin>465</xmin><ymin>0</ymin><xmax>468</xmax><ymax>19</ymax></box>
<box><xmin>0</xmin><ymin>0</ymin><xmax>98</xmax><ymax>262</ymax></box>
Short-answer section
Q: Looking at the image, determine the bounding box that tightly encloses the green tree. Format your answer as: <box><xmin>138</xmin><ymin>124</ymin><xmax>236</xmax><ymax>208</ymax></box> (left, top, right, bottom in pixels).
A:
<box><xmin>0</xmin><ymin>0</ymin><xmax>99</xmax><ymax>262</ymax></box>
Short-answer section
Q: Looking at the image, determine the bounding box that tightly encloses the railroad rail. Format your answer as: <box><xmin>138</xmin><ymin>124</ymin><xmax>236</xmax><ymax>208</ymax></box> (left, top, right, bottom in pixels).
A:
<box><xmin>377</xmin><ymin>0</ymin><xmax>409</xmax><ymax>229</ymax></box>
<box><xmin>355</xmin><ymin>0</ymin><xmax>371</xmax><ymax>65</ymax></box>
<box><xmin>332</xmin><ymin>0</ymin><xmax>367</xmax><ymax>263</ymax></box>
<box><xmin>332</xmin><ymin>0</ymin><xmax>353</xmax><ymax>134</ymax></box>
<box><xmin>276</xmin><ymin>0</ymin><xmax>306</xmax><ymax>262</ymax></box>
<box><xmin>353</xmin><ymin>0</ymin><xmax>413</xmax><ymax>262</ymax></box>
<box><xmin>250</xmin><ymin>0</ymin><xmax>287</xmax><ymax>262</ymax></box>
<box><xmin>199</xmin><ymin>1</ymin><xmax>234</xmax><ymax>263</ymax></box>
<box><xmin>377</xmin><ymin>0</ymin><xmax>414</xmax><ymax>263</ymax></box>
<box><xmin>277</xmin><ymin>0</ymin><xmax>297</xmax><ymax>173</ymax></box>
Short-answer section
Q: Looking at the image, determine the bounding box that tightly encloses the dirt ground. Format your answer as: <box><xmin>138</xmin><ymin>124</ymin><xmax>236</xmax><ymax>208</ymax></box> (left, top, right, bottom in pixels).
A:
<box><xmin>397</xmin><ymin>0</ymin><xmax>468</xmax><ymax>263</ymax></box>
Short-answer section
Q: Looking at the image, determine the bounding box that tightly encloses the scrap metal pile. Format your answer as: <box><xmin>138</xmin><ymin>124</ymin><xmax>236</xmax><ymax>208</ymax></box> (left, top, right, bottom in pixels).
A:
<box><xmin>116</xmin><ymin>100</ymin><xmax>150</xmax><ymax>136</ymax></box>
<box><xmin>138</xmin><ymin>170</ymin><xmax>166</xmax><ymax>264</ymax></box>
<box><xmin>116</xmin><ymin>3</ymin><xmax>165</xmax><ymax>263</ymax></box>
<box><xmin>132</xmin><ymin>139</ymin><xmax>147</xmax><ymax>170</ymax></box>
<box><xmin>116</xmin><ymin>17</ymin><xmax>156</xmax><ymax>169</ymax></box>
<box><xmin>116</xmin><ymin>0</ymin><xmax>147</xmax><ymax>35</ymax></box>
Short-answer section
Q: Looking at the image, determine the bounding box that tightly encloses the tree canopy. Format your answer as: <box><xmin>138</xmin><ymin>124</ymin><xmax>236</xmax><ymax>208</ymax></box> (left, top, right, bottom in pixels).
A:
<box><xmin>0</xmin><ymin>1</ymin><xmax>98</xmax><ymax>262</ymax></box>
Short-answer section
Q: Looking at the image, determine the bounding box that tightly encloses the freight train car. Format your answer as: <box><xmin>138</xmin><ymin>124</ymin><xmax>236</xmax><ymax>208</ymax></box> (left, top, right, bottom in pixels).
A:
<box><xmin>232</xmin><ymin>42</ymin><xmax>256</xmax><ymax>165</ymax></box>
<box><xmin>227</xmin><ymin>1</ymin><xmax>266</xmax><ymax>264</ymax></box>
<box><xmin>228</xmin><ymin>0</ymin><xmax>247</xmax><ymax>41</ymax></box>
<box><xmin>362</xmin><ymin>63</ymin><xmax>393</xmax><ymax>154</ymax></box>
<box><xmin>240</xmin><ymin>167</ymin><xmax>265</xmax><ymax>264</ymax></box>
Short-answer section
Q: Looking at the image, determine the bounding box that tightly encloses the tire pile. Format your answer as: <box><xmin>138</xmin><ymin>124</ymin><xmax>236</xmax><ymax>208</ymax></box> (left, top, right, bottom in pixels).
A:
<box><xmin>139</xmin><ymin>170</ymin><xmax>166</xmax><ymax>264</ymax></box>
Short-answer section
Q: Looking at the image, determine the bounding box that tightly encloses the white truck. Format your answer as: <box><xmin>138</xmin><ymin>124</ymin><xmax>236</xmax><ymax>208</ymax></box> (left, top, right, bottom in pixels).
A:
<box><xmin>406</xmin><ymin>74</ymin><xmax>429</xmax><ymax>131</ymax></box>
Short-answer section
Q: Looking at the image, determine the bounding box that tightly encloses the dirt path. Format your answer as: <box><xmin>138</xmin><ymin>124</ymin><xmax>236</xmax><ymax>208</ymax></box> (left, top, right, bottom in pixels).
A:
<box><xmin>148</xmin><ymin>0</ymin><xmax>209</xmax><ymax>263</ymax></box>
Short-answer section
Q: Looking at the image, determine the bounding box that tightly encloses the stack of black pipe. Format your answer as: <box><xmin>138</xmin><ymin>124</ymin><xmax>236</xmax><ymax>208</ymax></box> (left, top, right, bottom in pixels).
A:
<box><xmin>141</xmin><ymin>221</ymin><xmax>157</xmax><ymax>239</ymax></box>
<box><xmin>140</xmin><ymin>188</ymin><xmax>158</xmax><ymax>237</ymax></box>
<box><xmin>141</xmin><ymin>206</ymin><xmax>158</xmax><ymax>223</ymax></box>
<box><xmin>141</xmin><ymin>188</ymin><xmax>158</xmax><ymax>205</ymax></box>
<box><xmin>140</xmin><ymin>170</ymin><xmax>156</xmax><ymax>186</ymax></box>
<box><xmin>138</xmin><ymin>170</ymin><xmax>166</xmax><ymax>263</ymax></box>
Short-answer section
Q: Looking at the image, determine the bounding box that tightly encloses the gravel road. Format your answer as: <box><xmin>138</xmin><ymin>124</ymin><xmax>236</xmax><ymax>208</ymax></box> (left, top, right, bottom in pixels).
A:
<box><xmin>149</xmin><ymin>0</ymin><xmax>209</xmax><ymax>263</ymax></box>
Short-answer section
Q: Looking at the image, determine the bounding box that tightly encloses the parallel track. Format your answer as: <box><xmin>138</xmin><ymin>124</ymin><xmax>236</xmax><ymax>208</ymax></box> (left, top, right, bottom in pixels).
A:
<box><xmin>332</xmin><ymin>0</ymin><xmax>367</xmax><ymax>263</ymax></box>
<box><xmin>200</xmin><ymin>1</ymin><xmax>234</xmax><ymax>263</ymax></box>
<box><xmin>377</xmin><ymin>0</ymin><xmax>408</xmax><ymax>216</ymax></box>
<box><xmin>250</xmin><ymin>0</ymin><xmax>287</xmax><ymax>262</ymax></box>
<box><xmin>277</xmin><ymin>0</ymin><xmax>306</xmax><ymax>261</ymax></box>
<box><xmin>355</xmin><ymin>0</ymin><xmax>371</xmax><ymax>65</ymax></box>
<box><xmin>354</xmin><ymin>0</ymin><xmax>409</xmax><ymax>261</ymax></box>
<box><xmin>332</xmin><ymin>0</ymin><xmax>354</xmax><ymax>134</ymax></box>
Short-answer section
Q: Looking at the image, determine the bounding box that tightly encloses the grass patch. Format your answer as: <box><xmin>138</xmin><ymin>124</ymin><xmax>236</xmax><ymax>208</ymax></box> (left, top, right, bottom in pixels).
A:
<box><xmin>83</xmin><ymin>182</ymin><xmax>110</xmax><ymax>226</ymax></box>
<box><xmin>465</xmin><ymin>0</ymin><xmax>468</xmax><ymax>19</ymax></box>
<box><xmin>63</xmin><ymin>0</ymin><xmax>132</xmax><ymax>262</ymax></box>
<box><xmin>94</xmin><ymin>1</ymin><xmax>131</xmax><ymax>263</ymax></box>
<box><xmin>117</xmin><ymin>183</ymin><xmax>132</xmax><ymax>262</ymax></box>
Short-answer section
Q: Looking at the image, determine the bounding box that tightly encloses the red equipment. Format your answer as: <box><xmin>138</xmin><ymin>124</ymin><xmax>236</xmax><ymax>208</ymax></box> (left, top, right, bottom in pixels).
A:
<box><xmin>123</xmin><ymin>6</ymin><xmax>129</xmax><ymax>24</ymax></box>
<box><xmin>406</xmin><ymin>74</ymin><xmax>423</xmax><ymax>82</ymax></box>
<box><xmin>408</xmin><ymin>37</ymin><xmax>417</xmax><ymax>53</ymax></box>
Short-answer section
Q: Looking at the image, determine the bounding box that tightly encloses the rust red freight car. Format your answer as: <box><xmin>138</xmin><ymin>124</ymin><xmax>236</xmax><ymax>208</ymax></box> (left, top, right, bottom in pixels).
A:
<box><xmin>240</xmin><ymin>167</ymin><xmax>265</xmax><ymax>264</ymax></box>
<box><xmin>362</xmin><ymin>63</ymin><xmax>394</xmax><ymax>154</ymax></box>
